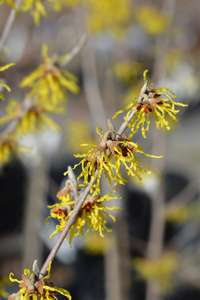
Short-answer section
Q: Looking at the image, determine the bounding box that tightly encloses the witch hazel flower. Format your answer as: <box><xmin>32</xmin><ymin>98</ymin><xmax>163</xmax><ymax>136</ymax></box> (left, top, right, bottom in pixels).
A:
<box><xmin>64</xmin><ymin>120</ymin><xmax>162</xmax><ymax>195</ymax></box>
<box><xmin>8</xmin><ymin>261</ymin><xmax>71</xmax><ymax>300</ymax></box>
<box><xmin>46</xmin><ymin>175</ymin><xmax>123</xmax><ymax>245</ymax></box>
<box><xmin>20</xmin><ymin>44</ymin><xmax>79</xmax><ymax>106</ymax></box>
<box><xmin>113</xmin><ymin>70</ymin><xmax>188</xmax><ymax>138</ymax></box>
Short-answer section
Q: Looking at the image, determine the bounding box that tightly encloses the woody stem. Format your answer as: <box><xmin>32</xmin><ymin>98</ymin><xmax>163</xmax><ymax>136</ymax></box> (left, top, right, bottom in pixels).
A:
<box><xmin>39</xmin><ymin>82</ymin><xmax>143</xmax><ymax>277</ymax></box>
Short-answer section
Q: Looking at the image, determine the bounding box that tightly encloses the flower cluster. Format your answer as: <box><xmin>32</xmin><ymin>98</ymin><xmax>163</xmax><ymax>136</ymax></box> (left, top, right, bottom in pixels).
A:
<box><xmin>65</xmin><ymin>120</ymin><xmax>161</xmax><ymax>195</ymax></box>
<box><xmin>20</xmin><ymin>44</ymin><xmax>79</xmax><ymax>106</ymax></box>
<box><xmin>46</xmin><ymin>176</ymin><xmax>122</xmax><ymax>244</ymax></box>
<box><xmin>8</xmin><ymin>261</ymin><xmax>71</xmax><ymax>300</ymax></box>
<box><xmin>113</xmin><ymin>70</ymin><xmax>188</xmax><ymax>138</ymax></box>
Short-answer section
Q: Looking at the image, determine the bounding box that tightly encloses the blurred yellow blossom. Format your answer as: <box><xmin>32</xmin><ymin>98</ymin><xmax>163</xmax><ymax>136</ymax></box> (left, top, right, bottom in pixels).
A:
<box><xmin>136</xmin><ymin>5</ymin><xmax>170</xmax><ymax>35</ymax></box>
<box><xmin>87</xmin><ymin>0</ymin><xmax>131</xmax><ymax>36</ymax></box>
<box><xmin>0</xmin><ymin>135</ymin><xmax>27</xmax><ymax>165</ymax></box>
<box><xmin>166</xmin><ymin>202</ymin><xmax>200</xmax><ymax>224</ymax></box>
<box><xmin>65</xmin><ymin>119</ymin><xmax>96</xmax><ymax>154</ymax></box>
<box><xmin>64</xmin><ymin>121</ymin><xmax>162</xmax><ymax>195</ymax></box>
<box><xmin>0</xmin><ymin>0</ymin><xmax>16</xmax><ymax>9</ymax></box>
<box><xmin>0</xmin><ymin>100</ymin><xmax>63</xmax><ymax>135</ymax></box>
<box><xmin>8</xmin><ymin>261</ymin><xmax>71</xmax><ymax>300</ymax></box>
<box><xmin>0</xmin><ymin>135</ymin><xmax>16</xmax><ymax>165</ymax></box>
<box><xmin>113</xmin><ymin>61</ymin><xmax>143</xmax><ymax>84</ymax></box>
<box><xmin>0</xmin><ymin>63</ymin><xmax>15</xmax><ymax>101</ymax></box>
<box><xmin>19</xmin><ymin>0</ymin><xmax>62</xmax><ymax>25</ymax></box>
<box><xmin>113</xmin><ymin>70</ymin><xmax>188</xmax><ymax>138</ymax></box>
<box><xmin>83</xmin><ymin>232</ymin><xmax>113</xmax><ymax>255</ymax></box>
<box><xmin>47</xmin><ymin>187</ymin><xmax>122</xmax><ymax>244</ymax></box>
<box><xmin>0</xmin><ymin>275</ymin><xmax>10</xmax><ymax>298</ymax></box>
<box><xmin>20</xmin><ymin>44</ymin><xmax>79</xmax><ymax>105</ymax></box>
<box><xmin>166</xmin><ymin>204</ymin><xmax>190</xmax><ymax>223</ymax></box>
<box><xmin>165</xmin><ymin>49</ymin><xmax>183</xmax><ymax>71</ymax></box>
<box><xmin>134</xmin><ymin>252</ymin><xmax>179</xmax><ymax>292</ymax></box>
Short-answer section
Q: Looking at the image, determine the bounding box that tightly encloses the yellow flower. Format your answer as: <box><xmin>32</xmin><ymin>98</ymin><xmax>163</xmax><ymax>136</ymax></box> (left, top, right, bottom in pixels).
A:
<box><xmin>0</xmin><ymin>100</ymin><xmax>63</xmax><ymax>135</ymax></box>
<box><xmin>0</xmin><ymin>63</ymin><xmax>15</xmax><ymax>101</ymax></box>
<box><xmin>83</xmin><ymin>232</ymin><xmax>113</xmax><ymax>255</ymax></box>
<box><xmin>19</xmin><ymin>0</ymin><xmax>61</xmax><ymax>25</ymax></box>
<box><xmin>0</xmin><ymin>275</ymin><xmax>10</xmax><ymax>298</ymax></box>
<box><xmin>87</xmin><ymin>0</ymin><xmax>131</xmax><ymax>37</ymax></box>
<box><xmin>0</xmin><ymin>135</ymin><xmax>27</xmax><ymax>166</ymax></box>
<box><xmin>8</xmin><ymin>262</ymin><xmax>71</xmax><ymax>300</ymax></box>
<box><xmin>68</xmin><ymin>191</ymin><xmax>122</xmax><ymax>244</ymax></box>
<box><xmin>64</xmin><ymin>123</ymin><xmax>161</xmax><ymax>194</ymax></box>
<box><xmin>113</xmin><ymin>61</ymin><xmax>143</xmax><ymax>84</ymax></box>
<box><xmin>0</xmin><ymin>0</ymin><xmax>16</xmax><ymax>9</ymax></box>
<box><xmin>113</xmin><ymin>70</ymin><xmax>188</xmax><ymax>138</ymax></box>
<box><xmin>136</xmin><ymin>5</ymin><xmax>170</xmax><ymax>35</ymax></box>
<box><xmin>46</xmin><ymin>182</ymin><xmax>122</xmax><ymax>244</ymax></box>
<box><xmin>166</xmin><ymin>204</ymin><xmax>189</xmax><ymax>224</ymax></box>
<box><xmin>20</xmin><ymin>44</ymin><xmax>79</xmax><ymax>105</ymax></box>
<box><xmin>134</xmin><ymin>252</ymin><xmax>179</xmax><ymax>292</ymax></box>
<box><xmin>0</xmin><ymin>135</ymin><xmax>15</xmax><ymax>165</ymax></box>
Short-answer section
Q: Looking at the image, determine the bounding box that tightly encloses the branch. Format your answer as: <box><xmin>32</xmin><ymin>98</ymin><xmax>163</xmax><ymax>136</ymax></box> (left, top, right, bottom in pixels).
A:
<box><xmin>38</xmin><ymin>80</ymin><xmax>144</xmax><ymax>277</ymax></box>
<box><xmin>58</xmin><ymin>34</ymin><xmax>87</xmax><ymax>68</ymax></box>
<box><xmin>0</xmin><ymin>0</ymin><xmax>23</xmax><ymax>53</ymax></box>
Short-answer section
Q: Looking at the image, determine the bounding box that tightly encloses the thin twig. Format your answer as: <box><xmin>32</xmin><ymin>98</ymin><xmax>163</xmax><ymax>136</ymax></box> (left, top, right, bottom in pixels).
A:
<box><xmin>0</xmin><ymin>0</ymin><xmax>23</xmax><ymax>53</ymax></box>
<box><xmin>67</xmin><ymin>166</ymin><xmax>79</xmax><ymax>206</ymax></box>
<box><xmin>58</xmin><ymin>34</ymin><xmax>87</xmax><ymax>68</ymax></box>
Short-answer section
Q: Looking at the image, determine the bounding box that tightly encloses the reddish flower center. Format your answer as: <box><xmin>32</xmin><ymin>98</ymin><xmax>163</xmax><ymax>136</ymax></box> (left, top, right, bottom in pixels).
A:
<box><xmin>137</xmin><ymin>104</ymin><xmax>151</xmax><ymax>113</ymax></box>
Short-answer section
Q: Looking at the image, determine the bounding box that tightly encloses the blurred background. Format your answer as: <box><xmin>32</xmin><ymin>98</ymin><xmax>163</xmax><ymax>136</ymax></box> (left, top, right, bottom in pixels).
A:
<box><xmin>0</xmin><ymin>0</ymin><xmax>199</xmax><ymax>300</ymax></box>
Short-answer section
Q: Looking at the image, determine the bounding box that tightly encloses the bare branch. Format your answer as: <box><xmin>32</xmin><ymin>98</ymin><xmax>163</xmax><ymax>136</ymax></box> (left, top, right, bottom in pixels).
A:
<box><xmin>58</xmin><ymin>34</ymin><xmax>87</xmax><ymax>68</ymax></box>
<box><xmin>0</xmin><ymin>0</ymin><xmax>23</xmax><ymax>53</ymax></box>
